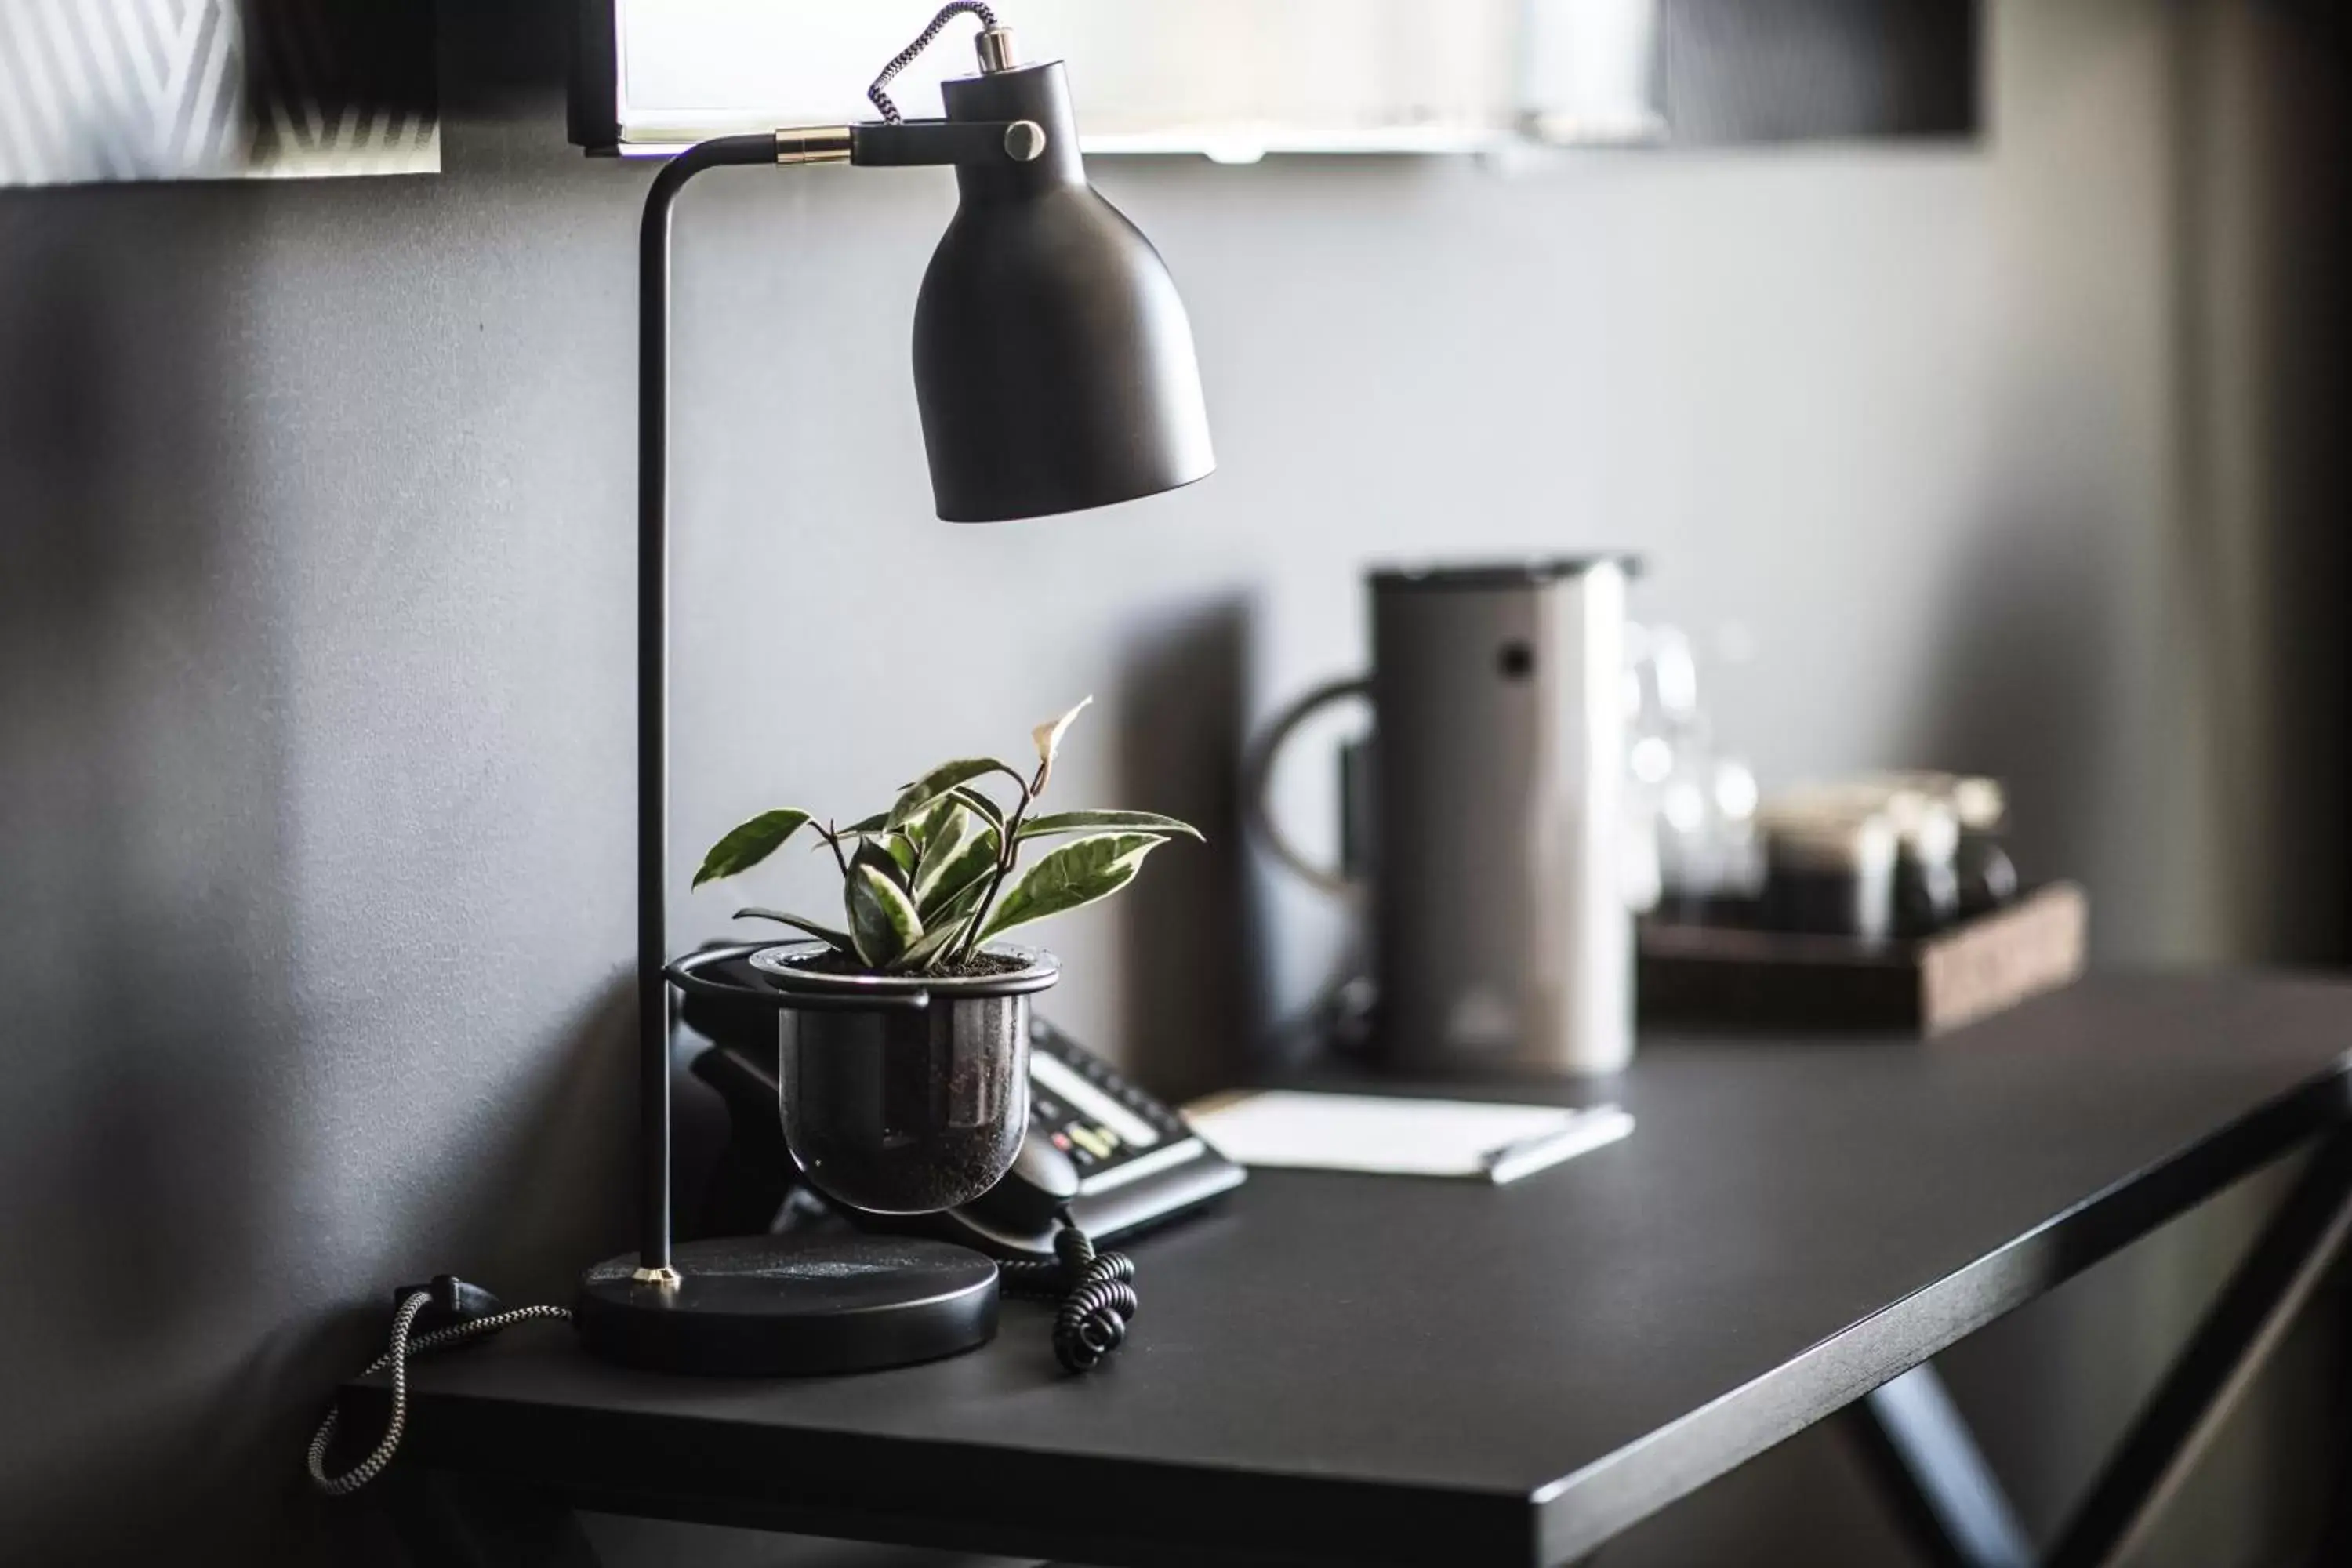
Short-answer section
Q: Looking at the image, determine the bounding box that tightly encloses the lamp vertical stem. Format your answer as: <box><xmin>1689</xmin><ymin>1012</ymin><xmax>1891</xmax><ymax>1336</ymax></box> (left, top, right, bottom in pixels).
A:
<box><xmin>636</xmin><ymin>136</ymin><xmax>777</xmax><ymax>1275</ymax></box>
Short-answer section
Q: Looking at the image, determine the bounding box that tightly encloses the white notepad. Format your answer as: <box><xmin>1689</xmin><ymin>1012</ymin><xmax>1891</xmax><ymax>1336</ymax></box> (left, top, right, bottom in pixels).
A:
<box><xmin>1185</xmin><ymin>1090</ymin><xmax>1634</xmax><ymax>1185</ymax></box>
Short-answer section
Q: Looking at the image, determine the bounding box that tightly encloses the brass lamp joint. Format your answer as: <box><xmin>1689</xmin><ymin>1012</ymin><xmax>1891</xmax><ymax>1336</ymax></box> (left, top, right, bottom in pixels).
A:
<box><xmin>774</xmin><ymin>126</ymin><xmax>854</xmax><ymax>165</ymax></box>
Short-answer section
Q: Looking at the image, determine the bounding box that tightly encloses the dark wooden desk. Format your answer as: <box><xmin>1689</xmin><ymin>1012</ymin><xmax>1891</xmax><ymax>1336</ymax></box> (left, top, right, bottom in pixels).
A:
<box><xmin>356</xmin><ymin>975</ymin><xmax>2352</xmax><ymax>1567</ymax></box>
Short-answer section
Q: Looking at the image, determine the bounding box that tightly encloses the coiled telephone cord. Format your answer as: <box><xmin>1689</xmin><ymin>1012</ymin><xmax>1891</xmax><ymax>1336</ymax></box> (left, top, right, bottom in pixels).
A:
<box><xmin>998</xmin><ymin>1216</ymin><xmax>1138</xmax><ymax>1373</ymax></box>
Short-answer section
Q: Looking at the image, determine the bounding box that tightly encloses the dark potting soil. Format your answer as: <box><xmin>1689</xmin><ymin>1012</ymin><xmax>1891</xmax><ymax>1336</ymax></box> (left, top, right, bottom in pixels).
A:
<box><xmin>779</xmin><ymin>949</ymin><xmax>1031</xmax><ymax>982</ymax></box>
<box><xmin>846</xmin><ymin>1136</ymin><xmax>1025</xmax><ymax>1214</ymax></box>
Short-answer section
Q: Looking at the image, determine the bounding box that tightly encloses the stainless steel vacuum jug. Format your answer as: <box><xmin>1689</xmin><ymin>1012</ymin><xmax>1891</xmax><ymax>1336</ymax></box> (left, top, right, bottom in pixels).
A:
<box><xmin>1248</xmin><ymin>560</ymin><xmax>1635</xmax><ymax>1075</ymax></box>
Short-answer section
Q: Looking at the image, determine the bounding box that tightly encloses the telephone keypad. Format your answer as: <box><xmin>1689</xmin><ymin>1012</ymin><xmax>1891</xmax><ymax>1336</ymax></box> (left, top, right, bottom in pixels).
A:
<box><xmin>1029</xmin><ymin>1018</ymin><xmax>1189</xmax><ymax>1178</ymax></box>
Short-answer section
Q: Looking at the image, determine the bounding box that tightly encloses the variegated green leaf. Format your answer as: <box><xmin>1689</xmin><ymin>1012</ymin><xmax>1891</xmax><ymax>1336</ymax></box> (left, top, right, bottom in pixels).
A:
<box><xmin>1018</xmin><ymin>810</ymin><xmax>1201</xmax><ymax>843</ymax></box>
<box><xmin>915</xmin><ymin>813</ymin><xmax>998</xmax><ymax>918</ymax></box>
<box><xmin>842</xmin><ymin>811</ymin><xmax>889</xmax><ymax>834</ymax></box>
<box><xmin>928</xmin><ymin>872</ymin><xmax>992</xmax><ymax>929</ymax></box>
<box><xmin>907</xmin><ymin>795</ymin><xmax>962</xmax><ymax>852</ymax></box>
<box><xmin>691</xmin><ymin>809</ymin><xmax>812</xmax><ymax>888</ymax></box>
<box><xmin>949</xmin><ymin>784</ymin><xmax>1006</xmax><ymax>832</ymax></box>
<box><xmin>732</xmin><ymin>906</ymin><xmax>856</xmax><ymax>955</ymax></box>
<box><xmin>846</xmin><ymin>864</ymin><xmax>923</xmax><ymax>967</ymax></box>
<box><xmin>888</xmin><ymin>757</ymin><xmax>1021</xmax><ymax>829</ymax></box>
<box><xmin>889</xmin><ymin>915</ymin><xmax>974</xmax><ymax>975</ymax></box>
<box><xmin>1029</xmin><ymin>696</ymin><xmax>1092</xmax><ymax>795</ymax></box>
<box><xmin>852</xmin><ymin>835</ymin><xmax>913</xmax><ymax>892</ymax></box>
<box><xmin>978</xmin><ymin>832</ymin><xmax>1164</xmax><ymax>942</ymax></box>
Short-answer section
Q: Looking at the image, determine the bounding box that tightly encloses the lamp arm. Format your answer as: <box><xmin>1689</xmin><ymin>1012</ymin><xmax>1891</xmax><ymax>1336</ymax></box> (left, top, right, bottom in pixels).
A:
<box><xmin>854</xmin><ymin>119</ymin><xmax>1046</xmax><ymax>167</ymax></box>
<box><xmin>635</xmin><ymin>133</ymin><xmax>772</xmax><ymax>1282</ymax></box>
<box><xmin>633</xmin><ymin>122</ymin><xmax>1040</xmax><ymax>1280</ymax></box>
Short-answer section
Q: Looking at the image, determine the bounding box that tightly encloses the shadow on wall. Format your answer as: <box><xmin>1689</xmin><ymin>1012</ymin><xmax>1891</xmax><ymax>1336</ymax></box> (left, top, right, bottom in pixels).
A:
<box><xmin>0</xmin><ymin>186</ymin><xmax>309</xmax><ymax>1558</ymax></box>
<box><xmin>0</xmin><ymin>169</ymin><xmax>641</xmax><ymax>1568</ymax></box>
<box><xmin>1904</xmin><ymin>507</ymin><xmax>2109</xmax><ymax>936</ymax></box>
<box><xmin>1113</xmin><ymin>596</ymin><xmax>1252</xmax><ymax>1102</ymax></box>
<box><xmin>0</xmin><ymin>4</ymin><xmax>646</xmax><ymax>1562</ymax></box>
<box><xmin>2172</xmin><ymin>0</ymin><xmax>2352</xmax><ymax>967</ymax></box>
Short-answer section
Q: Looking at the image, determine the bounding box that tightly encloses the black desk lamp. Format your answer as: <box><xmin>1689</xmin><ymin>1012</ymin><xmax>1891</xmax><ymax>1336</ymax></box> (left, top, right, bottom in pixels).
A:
<box><xmin>576</xmin><ymin>4</ymin><xmax>1213</xmax><ymax>1374</ymax></box>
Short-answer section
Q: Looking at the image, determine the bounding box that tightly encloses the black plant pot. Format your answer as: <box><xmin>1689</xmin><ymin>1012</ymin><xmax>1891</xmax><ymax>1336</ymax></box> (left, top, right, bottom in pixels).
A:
<box><xmin>744</xmin><ymin>941</ymin><xmax>1060</xmax><ymax>1215</ymax></box>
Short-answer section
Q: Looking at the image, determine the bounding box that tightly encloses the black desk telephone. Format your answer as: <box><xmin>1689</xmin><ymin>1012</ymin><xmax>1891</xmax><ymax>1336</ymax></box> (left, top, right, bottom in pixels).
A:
<box><xmin>684</xmin><ymin>995</ymin><xmax>1245</xmax><ymax>1260</ymax></box>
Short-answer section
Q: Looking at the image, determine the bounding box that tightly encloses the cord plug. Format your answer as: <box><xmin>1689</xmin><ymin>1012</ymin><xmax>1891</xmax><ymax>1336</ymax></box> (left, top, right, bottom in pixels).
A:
<box><xmin>390</xmin><ymin>1275</ymin><xmax>507</xmax><ymax>1336</ymax></box>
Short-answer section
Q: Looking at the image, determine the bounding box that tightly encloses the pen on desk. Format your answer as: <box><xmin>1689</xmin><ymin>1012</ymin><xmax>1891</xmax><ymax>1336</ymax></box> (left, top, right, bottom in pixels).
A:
<box><xmin>1483</xmin><ymin>1107</ymin><xmax>1635</xmax><ymax>1185</ymax></box>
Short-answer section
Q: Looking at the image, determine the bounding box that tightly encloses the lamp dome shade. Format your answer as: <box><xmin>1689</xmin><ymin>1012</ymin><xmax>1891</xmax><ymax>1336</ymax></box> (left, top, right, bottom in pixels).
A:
<box><xmin>913</xmin><ymin>61</ymin><xmax>1215</xmax><ymax>523</ymax></box>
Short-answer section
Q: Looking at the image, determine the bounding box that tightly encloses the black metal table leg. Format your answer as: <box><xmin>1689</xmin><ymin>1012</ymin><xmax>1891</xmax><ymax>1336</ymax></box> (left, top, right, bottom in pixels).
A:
<box><xmin>2046</xmin><ymin>1129</ymin><xmax>2352</xmax><ymax>1568</ymax></box>
<box><xmin>1844</xmin><ymin>1363</ymin><xmax>2034</xmax><ymax>1568</ymax></box>
<box><xmin>1846</xmin><ymin>1127</ymin><xmax>2352</xmax><ymax>1568</ymax></box>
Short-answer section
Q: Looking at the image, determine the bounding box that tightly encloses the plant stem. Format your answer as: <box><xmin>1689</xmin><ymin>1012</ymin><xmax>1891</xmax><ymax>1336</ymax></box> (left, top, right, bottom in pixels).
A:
<box><xmin>815</xmin><ymin>820</ymin><xmax>851</xmax><ymax>880</ymax></box>
<box><xmin>953</xmin><ymin>777</ymin><xmax>1033</xmax><ymax>964</ymax></box>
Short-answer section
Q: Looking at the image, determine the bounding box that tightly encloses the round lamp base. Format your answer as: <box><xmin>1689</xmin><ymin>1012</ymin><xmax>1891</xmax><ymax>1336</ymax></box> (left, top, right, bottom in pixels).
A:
<box><xmin>575</xmin><ymin>1234</ymin><xmax>997</xmax><ymax>1375</ymax></box>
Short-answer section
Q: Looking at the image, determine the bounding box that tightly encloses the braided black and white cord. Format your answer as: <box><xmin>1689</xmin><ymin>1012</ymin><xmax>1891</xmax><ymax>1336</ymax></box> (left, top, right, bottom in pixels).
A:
<box><xmin>999</xmin><ymin>1219</ymin><xmax>1138</xmax><ymax>1373</ymax></box>
<box><xmin>867</xmin><ymin>1</ymin><xmax>1000</xmax><ymax>124</ymax></box>
<box><xmin>306</xmin><ymin>1293</ymin><xmax>572</xmax><ymax>1497</ymax></box>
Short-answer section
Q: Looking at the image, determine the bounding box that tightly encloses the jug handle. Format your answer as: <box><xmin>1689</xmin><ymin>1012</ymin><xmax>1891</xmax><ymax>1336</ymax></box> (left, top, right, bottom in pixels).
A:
<box><xmin>1243</xmin><ymin>677</ymin><xmax>1372</xmax><ymax>901</ymax></box>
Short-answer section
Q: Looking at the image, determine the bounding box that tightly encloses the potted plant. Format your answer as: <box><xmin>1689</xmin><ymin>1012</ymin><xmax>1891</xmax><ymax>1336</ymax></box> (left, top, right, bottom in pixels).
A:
<box><xmin>691</xmin><ymin>698</ymin><xmax>1199</xmax><ymax>1215</ymax></box>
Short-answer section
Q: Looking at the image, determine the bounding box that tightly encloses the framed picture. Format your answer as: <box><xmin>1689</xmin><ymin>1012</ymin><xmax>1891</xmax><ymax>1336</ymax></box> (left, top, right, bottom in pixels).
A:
<box><xmin>0</xmin><ymin>0</ymin><xmax>437</xmax><ymax>189</ymax></box>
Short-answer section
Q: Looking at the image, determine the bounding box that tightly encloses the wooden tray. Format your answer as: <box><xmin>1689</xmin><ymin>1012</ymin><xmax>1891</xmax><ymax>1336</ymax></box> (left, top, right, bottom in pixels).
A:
<box><xmin>1637</xmin><ymin>882</ymin><xmax>2087</xmax><ymax>1036</ymax></box>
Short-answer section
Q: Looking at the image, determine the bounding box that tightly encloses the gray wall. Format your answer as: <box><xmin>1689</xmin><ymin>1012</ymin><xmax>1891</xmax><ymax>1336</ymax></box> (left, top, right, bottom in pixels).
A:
<box><xmin>0</xmin><ymin>1</ymin><xmax>2343</xmax><ymax>1563</ymax></box>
